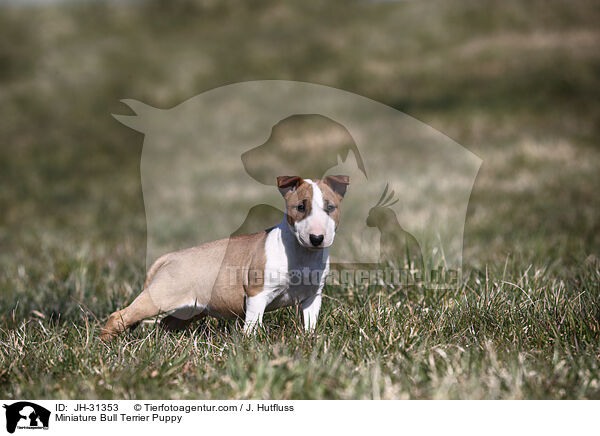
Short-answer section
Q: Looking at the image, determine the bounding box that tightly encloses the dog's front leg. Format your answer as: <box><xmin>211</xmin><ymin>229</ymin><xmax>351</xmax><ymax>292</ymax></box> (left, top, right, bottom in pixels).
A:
<box><xmin>243</xmin><ymin>293</ymin><xmax>269</xmax><ymax>334</ymax></box>
<box><xmin>301</xmin><ymin>290</ymin><xmax>322</xmax><ymax>332</ymax></box>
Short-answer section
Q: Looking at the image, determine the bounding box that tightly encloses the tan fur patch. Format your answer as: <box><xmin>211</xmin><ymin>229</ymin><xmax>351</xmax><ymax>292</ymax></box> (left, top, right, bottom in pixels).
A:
<box><xmin>284</xmin><ymin>181</ymin><xmax>313</xmax><ymax>226</ymax></box>
<box><xmin>207</xmin><ymin>231</ymin><xmax>268</xmax><ymax>316</ymax></box>
<box><xmin>316</xmin><ymin>179</ymin><xmax>342</xmax><ymax>227</ymax></box>
<box><xmin>245</xmin><ymin>231</ymin><xmax>268</xmax><ymax>297</ymax></box>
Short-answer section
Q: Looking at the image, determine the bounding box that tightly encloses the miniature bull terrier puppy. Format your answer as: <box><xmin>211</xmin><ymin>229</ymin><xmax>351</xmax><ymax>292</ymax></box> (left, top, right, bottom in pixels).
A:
<box><xmin>100</xmin><ymin>175</ymin><xmax>349</xmax><ymax>340</ymax></box>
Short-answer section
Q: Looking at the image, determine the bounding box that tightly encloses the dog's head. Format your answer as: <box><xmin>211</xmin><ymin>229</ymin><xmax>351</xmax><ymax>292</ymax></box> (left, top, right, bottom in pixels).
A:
<box><xmin>277</xmin><ymin>175</ymin><xmax>349</xmax><ymax>249</ymax></box>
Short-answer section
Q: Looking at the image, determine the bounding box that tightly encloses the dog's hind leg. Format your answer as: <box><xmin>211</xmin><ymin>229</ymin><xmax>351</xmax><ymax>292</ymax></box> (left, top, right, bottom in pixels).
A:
<box><xmin>100</xmin><ymin>282</ymin><xmax>209</xmax><ymax>340</ymax></box>
<box><xmin>100</xmin><ymin>290</ymin><xmax>161</xmax><ymax>341</ymax></box>
<box><xmin>100</xmin><ymin>244</ymin><xmax>222</xmax><ymax>341</ymax></box>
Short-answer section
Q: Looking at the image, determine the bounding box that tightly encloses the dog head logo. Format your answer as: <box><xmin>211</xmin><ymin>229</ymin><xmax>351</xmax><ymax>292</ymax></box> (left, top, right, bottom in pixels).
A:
<box><xmin>231</xmin><ymin>114</ymin><xmax>365</xmax><ymax>242</ymax></box>
<box><xmin>241</xmin><ymin>114</ymin><xmax>366</xmax><ymax>184</ymax></box>
<box><xmin>3</xmin><ymin>402</ymin><xmax>50</xmax><ymax>434</ymax></box>
<box><xmin>113</xmin><ymin>80</ymin><xmax>481</xmax><ymax>289</ymax></box>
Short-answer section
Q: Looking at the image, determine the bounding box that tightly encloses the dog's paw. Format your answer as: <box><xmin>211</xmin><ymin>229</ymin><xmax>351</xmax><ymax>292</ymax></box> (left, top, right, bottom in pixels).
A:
<box><xmin>98</xmin><ymin>328</ymin><xmax>117</xmax><ymax>342</ymax></box>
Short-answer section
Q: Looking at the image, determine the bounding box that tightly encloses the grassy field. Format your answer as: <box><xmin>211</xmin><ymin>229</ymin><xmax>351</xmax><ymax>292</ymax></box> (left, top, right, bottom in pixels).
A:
<box><xmin>1</xmin><ymin>0</ymin><xmax>599</xmax><ymax>399</ymax></box>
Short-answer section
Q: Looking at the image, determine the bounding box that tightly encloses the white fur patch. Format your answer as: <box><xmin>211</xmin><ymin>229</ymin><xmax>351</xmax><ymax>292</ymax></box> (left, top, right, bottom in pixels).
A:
<box><xmin>298</xmin><ymin>179</ymin><xmax>336</xmax><ymax>248</ymax></box>
<box><xmin>242</xmin><ymin>180</ymin><xmax>335</xmax><ymax>334</ymax></box>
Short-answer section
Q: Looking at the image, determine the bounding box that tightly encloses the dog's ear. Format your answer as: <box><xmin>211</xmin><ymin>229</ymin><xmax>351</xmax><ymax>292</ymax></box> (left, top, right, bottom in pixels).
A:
<box><xmin>324</xmin><ymin>175</ymin><xmax>349</xmax><ymax>198</ymax></box>
<box><xmin>277</xmin><ymin>176</ymin><xmax>303</xmax><ymax>197</ymax></box>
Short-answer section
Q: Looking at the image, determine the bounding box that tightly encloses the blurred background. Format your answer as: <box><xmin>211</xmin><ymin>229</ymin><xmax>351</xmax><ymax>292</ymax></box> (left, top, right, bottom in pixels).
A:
<box><xmin>1</xmin><ymin>0</ymin><xmax>599</xmax><ymax>321</ymax></box>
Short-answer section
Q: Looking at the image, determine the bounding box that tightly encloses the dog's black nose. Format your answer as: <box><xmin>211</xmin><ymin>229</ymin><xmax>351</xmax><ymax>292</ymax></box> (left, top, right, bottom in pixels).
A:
<box><xmin>309</xmin><ymin>234</ymin><xmax>324</xmax><ymax>247</ymax></box>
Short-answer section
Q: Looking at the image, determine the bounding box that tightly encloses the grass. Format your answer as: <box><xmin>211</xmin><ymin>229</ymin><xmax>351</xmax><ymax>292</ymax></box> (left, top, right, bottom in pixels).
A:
<box><xmin>2</xmin><ymin>255</ymin><xmax>599</xmax><ymax>399</ymax></box>
<box><xmin>1</xmin><ymin>0</ymin><xmax>600</xmax><ymax>399</ymax></box>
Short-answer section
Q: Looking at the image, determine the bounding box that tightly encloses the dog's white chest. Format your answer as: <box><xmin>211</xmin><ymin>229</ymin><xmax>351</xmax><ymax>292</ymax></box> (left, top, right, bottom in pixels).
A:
<box><xmin>261</xmin><ymin>226</ymin><xmax>329</xmax><ymax>312</ymax></box>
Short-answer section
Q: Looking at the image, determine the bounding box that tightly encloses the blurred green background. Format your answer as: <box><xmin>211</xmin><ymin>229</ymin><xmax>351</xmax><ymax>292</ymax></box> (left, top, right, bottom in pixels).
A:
<box><xmin>2</xmin><ymin>0</ymin><xmax>599</xmax><ymax>320</ymax></box>
<box><xmin>0</xmin><ymin>0</ymin><xmax>599</xmax><ymax>399</ymax></box>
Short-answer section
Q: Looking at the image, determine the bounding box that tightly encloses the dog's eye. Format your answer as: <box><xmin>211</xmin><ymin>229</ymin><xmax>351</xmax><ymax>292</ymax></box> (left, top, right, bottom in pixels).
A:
<box><xmin>326</xmin><ymin>204</ymin><xmax>336</xmax><ymax>213</ymax></box>
<box><xmin>296</xmin><ymin>203</ymin><xmax>305</xmax><ymax>212</ymax></box>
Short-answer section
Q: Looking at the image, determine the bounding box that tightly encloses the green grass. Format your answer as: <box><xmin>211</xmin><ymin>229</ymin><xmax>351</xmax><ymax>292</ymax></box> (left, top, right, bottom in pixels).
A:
<box><xmin>2</xmin><ymin>255</ymin><xmax>599</xmax><ymax>399</ymax></box>
<box><xmin>1</xmin><ymin>0</ymin><xmax>600</xmax><ymax>399</ymax></box>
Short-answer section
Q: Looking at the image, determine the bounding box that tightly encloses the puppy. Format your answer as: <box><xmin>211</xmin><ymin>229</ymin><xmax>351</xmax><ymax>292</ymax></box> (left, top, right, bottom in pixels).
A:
<box><xmin>100</xmin><ymin>175</ymin><xmax>349</xmax><ymax>339</ymax></box>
